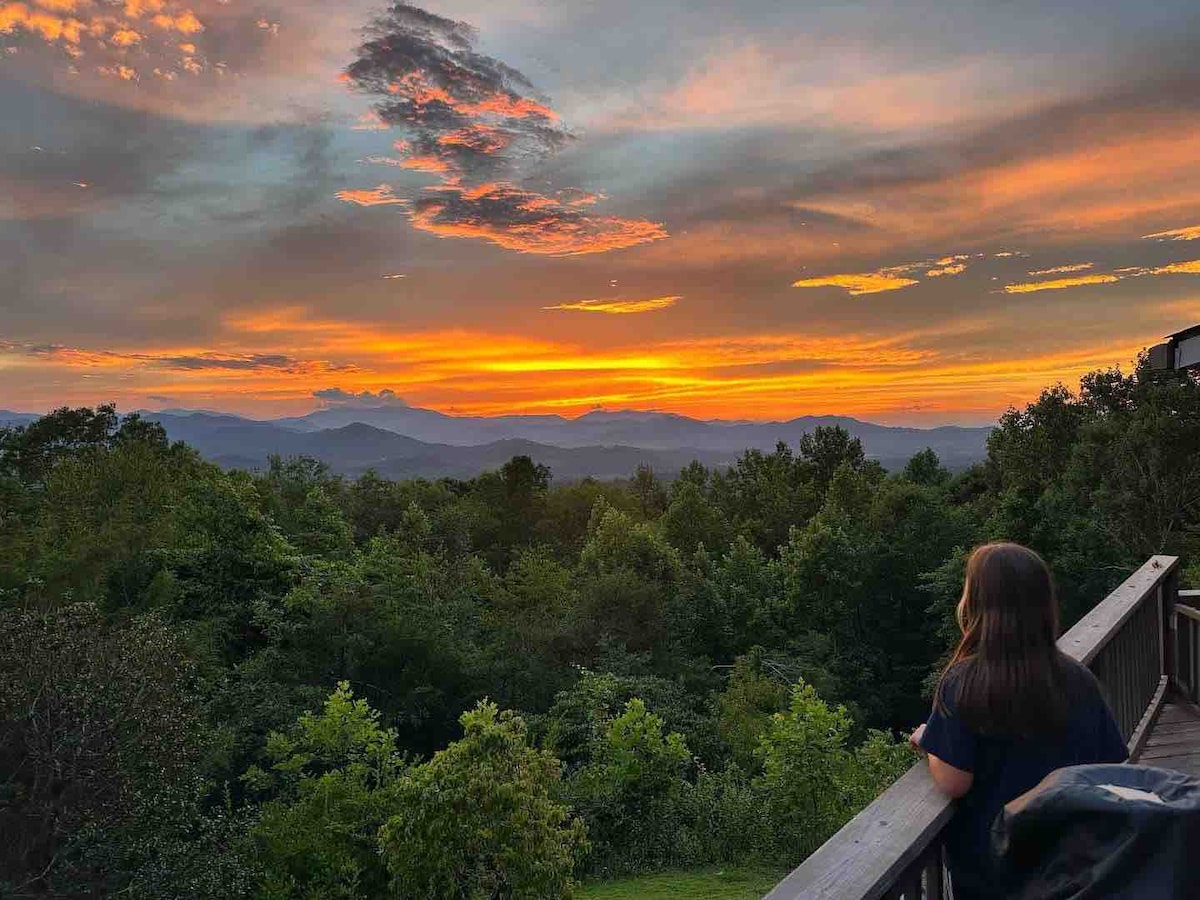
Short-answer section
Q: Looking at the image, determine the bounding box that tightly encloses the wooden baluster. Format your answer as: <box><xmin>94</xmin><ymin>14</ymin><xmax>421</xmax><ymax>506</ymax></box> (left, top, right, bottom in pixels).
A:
<box><xmin>1174</xmin><ymin>606</ymin><xmax>1185</xmax><ymax>699</ymax></box>
<box><xmin>900</xmin><ymin>865</ymin><xmax>923</xmax><ymax>900</ymax></box>
<box><xmin>1139</xmin><ymin>611</ymin><xmax>1148</xmax><ymax>721</ymax></box>
<box><xmin>1189</xmin><ymin>615</ymin><xmax>1195</xmax><ymax>703</ymax></box>
<box><xmin>1192</xmin><ymin>616</ymin><xmax>1198</xmax><ymax>705</ymax></box>
<box><xmin>923</xmin><ymin>844</ymin><xmax>945</xmax><ymax>900</ymax></box>
<box><xmin>1190</xmin><ymin>616</ymin><xmax>1199</xmax><ymax>704</ymax></box>
<box><xmin>1193</xmin><ymin>617</ymin><xmax>1199</xmax><ymax>705</ymax></box>
<box><xmin>1184</xmin><ymin>616</ymin><xmax>1191</xmax><ymax>702</ymax></box>
<box><xmin>1124</xmin><ymin>631</ymin><xmax>1135</xmax><ymax>736</ymax></box>
<box><xmin>1163</xmin><ymin>573</ymin><xmax>1178</xmax><ymax>687</ymax></box>
<box><xmin>1122</xmin><ymin>643</ymin><xmax>1131</xmax><ymax>736</ymax></box>
<box><xmin>1144</xmin><ymin>599</ymin><xmax>1153</xmax><ymax>703</ymax></box>
<box><xmin>1146</xmin><ymin>598</ymin><xmax>1156</xmax><ymax>702</ymax></box>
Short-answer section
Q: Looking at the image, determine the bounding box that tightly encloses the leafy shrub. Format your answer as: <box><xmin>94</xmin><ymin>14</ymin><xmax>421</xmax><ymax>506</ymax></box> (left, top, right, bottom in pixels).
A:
<box><xmin>757</xmin><ymin>681</ymin><xmax>911</xmax><ymax>858</ymax></box>
<box><xmin>379</xmin><ymin>701</ymin><xmax>587</xmax><ymax>899</ymax></box>
<box><xmin>675</xmin><ymin>764</ymin><xmax>773</xmax><ymax>865</ymax></box>
<box><xmin>243</xmin><ymin>682</ymin><xmax>407</xmax><ymax>900</ymax></box>
<box><xmin>567</xmin><ymin>699</ymin><xmax>691</xmax><ymax>874</ymax></box>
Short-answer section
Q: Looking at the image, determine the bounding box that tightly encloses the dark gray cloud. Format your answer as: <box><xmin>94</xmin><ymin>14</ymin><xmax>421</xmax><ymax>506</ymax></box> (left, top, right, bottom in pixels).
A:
<box><xmin>337</xmin><ymin>2</ymin><xmax>667</xmax><ymax>255</ymax></box>
<box><xmin>314</xmin><ymin>387</ymin><xmax>408</xmax><ymax>406</ymax></box>
<box><xmin>345</xmin><ymin>2</ymin><xmax>571</xmax><ymax>174</ymax></box>
<box><xmin>161</xmin><ymin>354</ymin><xmax>298</xmax><ymax>370</ymax></box>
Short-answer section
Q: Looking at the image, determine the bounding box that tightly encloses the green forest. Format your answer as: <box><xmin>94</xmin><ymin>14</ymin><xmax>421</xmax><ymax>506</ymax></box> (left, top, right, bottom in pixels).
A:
<box><xmin>2</xmin><ymin>360</ymin><xmax>1199</xmax><ymax>899</ymax></box>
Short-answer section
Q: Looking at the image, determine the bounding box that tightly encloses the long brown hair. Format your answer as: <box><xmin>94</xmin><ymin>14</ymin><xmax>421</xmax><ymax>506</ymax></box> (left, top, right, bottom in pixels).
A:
<box><xmin>935</xmin><ymin>542</ymin><xmax>1070</xmax><ymax>736</ymax></box>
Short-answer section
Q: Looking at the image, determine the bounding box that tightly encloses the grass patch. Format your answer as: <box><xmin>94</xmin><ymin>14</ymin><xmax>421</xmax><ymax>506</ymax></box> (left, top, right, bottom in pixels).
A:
<box><xmin>577</xmin><ymin>867</ymin><xmax>789</xmax><ymax>900</ymax></box>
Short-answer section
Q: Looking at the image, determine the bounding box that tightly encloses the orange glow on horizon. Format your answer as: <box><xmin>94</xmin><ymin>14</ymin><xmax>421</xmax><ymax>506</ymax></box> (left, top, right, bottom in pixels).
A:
<box><xmin>1</xmin><ymin>303</ymin><xmax>1179</xmax><ymax>425</ymax></box>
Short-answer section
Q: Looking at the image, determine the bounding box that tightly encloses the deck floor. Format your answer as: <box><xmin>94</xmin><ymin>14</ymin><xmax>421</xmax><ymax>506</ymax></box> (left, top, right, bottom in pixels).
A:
<box><xmin>1132</xmin><ymin>698</ymin><xmax>1200</xmax><ymax>777</ymax></box>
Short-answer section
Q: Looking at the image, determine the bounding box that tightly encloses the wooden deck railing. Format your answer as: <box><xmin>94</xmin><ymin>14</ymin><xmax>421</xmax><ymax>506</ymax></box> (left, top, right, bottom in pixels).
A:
<box><xmin>765</xmin><ymin>555</ymin><xmax>1180</xmax><ymax>900</ymax></box>
<box><xmin>1175</xmin><ymin>589</ymin><xmax>1200</xmax><ymax>705</ymax></box>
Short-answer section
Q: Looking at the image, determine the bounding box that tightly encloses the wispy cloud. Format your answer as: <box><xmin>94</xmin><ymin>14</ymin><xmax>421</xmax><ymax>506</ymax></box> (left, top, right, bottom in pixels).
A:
<box><xmin>606</xmin><ymin>43</ymin><xmax>1045</xmax><ymax>136</ymax></box>
<box><xmin>1151</xmin><ymin>259</ymin><xmax>1200</xmax><ymax>275</ymax></box>
<box><xmin>1144</xmin><ymin>225</ymin><xmax>1200</xmax><ymax>242</ymax></box>
<box><xmin>791</xmin><ymin>251</ymin><xmax>983</xmax><ymax>295</ymax></box>
<box><xmin>792</xmin><ymin>271</ymin><xmax>920</xmax><ymax>296</ymax></box>
<box><xmin>926</xmin><ymin>264</ymin><xmax>966</xmax><ymax>277</ymax></box>
<box><xmin>1028</xmin><ymin>263</ymin><xmax>1094</xmax><ymax>276</ymax></box>
<box><xmin>1003</xmin><ymin>258</ymin><xmax>1200</xmax><ymax>293</ymax></box>
<box><xmin>159</xmin><ymin>353</ymin><xmax>299</xmax><ymax>371</ymax></box>
<box><xmin>1003</xmin><ymin>274</ymin><xmax>1120</xmax><ymax>293</ymax></box>
<box><xmin>338</xmin><ymin>2</ymin><xmax>667</xmax><ymax>256</ymax></box>
<box><xmin>924</xmin><ymin>254</ymin><xmax>972</xmax><ymax>277</ymax></box>
<box><xmin>1</xmin><ymin>341</ymin><xmax>347</xmax><ymax>375</ymax></box>
<box><xmin>542</xmin><ymin>296</ymin><xmax>681</xmax><ymax>314</ymax></box>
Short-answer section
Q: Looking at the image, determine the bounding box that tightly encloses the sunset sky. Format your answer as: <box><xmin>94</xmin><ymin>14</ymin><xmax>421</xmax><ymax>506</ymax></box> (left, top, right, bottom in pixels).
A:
<box><xmin>3</xmin><ymin>0</ymin><xmax>1200</xmax><ymax>425</ymax></box>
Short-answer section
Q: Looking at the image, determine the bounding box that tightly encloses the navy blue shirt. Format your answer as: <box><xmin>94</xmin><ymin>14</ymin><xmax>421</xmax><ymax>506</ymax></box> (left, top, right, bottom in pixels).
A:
<box><xmin>919</xmin><ymin>656</ymin><xmax>1128</xmax><ymax>897</ymax></box>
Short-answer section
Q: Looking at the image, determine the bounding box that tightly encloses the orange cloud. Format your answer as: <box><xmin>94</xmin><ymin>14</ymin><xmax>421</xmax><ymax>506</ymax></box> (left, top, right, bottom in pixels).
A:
<box><xmin>399</xmin><ymin>155</ymin><xmax>453</xmax><ymax>174</ymax></box>
<box><xmin>150</xmin><ymin>9</ymin><xmax>200</xmax><ymax>33</ymax></box>
<box><xmin>98</xmin><ymin>63</ymin><xmax>138</xmax><ymax>81</ymax></box>
<box><xmin>542</xmin><ymin>296</ymin><xmax>681</xmax><ymax>314</ymax></box>
<box><xmin>437</xmin><ymin>124</ymin><xmax>513</xmax><ymax>154</ymax></box>
<box><xmin>1</xmin><ymin>0</ymin><xmax>211</xmax><ymax>86</ymax></box>
<box><xmin>334</xmin><ymin>185</ymin><xmax>408</xmax><ymax>207</ymax></box>
<box><xmin>1151</xmin><ymin>259</ymin><xmax>1200</xmax><ymax>275</ymax></box>
<box><xmin>926</xmin><ymin>264</ymin><xmax>967</xmax><ymax>277</ymax></box>
<box><xmin>109</xmin><ymin>25</ymin><xmax>143</xmax><ymax>46</ymax></box>
<box><xmin>1002</xmin><ymin>258</ymin><xmax>1200</xmax><ymax>293</ymax></box>
<box><xmin>792</xmin><ymin>271</ymin><xmax>920</xmax><ymax>296</ymax></box>
<box><xmin>0</xmin><ymin>3</ymin><xmax>85</xmax><ymax>42</ymax></box>
<box><xmin>1144</xmin><ymin>225</ymin><xmax>1200</xmax><ymax>242</ymax></box>
<box><xmin>125</xmin><ymin>0</ymin><xmax>165</xmax><ymax>15</ymax></box>
<box><xmin>1002</xmin><ymin>274</ymin><xmax>1120</xmax><ymax>293</ymax></box>
<box><xmin>1028</xmin><ymin>263</ymin><xmax>1094</xmax><ymax>276</ymax></box>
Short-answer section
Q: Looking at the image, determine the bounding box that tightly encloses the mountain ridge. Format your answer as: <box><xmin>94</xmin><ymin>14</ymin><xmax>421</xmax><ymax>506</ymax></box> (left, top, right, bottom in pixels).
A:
<box><xmin>2</xmin><ymin>405</ymin><xmax>994</xmax><ymax>480</ymax></box>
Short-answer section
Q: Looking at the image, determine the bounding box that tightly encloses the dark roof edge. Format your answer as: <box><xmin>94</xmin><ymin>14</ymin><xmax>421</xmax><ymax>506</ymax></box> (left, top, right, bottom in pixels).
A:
<box><xmin>1166</xmin><ymin>323</ymin><xmax>1200</xmax><ymax>342</ymax></box>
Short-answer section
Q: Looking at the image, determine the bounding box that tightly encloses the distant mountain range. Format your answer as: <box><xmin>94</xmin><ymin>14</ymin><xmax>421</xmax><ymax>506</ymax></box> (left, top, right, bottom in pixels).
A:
<box><xmin>0</xmin><ymin>406</ymin><xmax>993</xmax><ymax>481</ymax></box>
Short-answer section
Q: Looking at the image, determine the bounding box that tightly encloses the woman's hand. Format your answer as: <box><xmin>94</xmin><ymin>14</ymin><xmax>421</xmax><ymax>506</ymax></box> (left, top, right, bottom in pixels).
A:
<box><xmin>909</xmin><ymin>723</ymin><xmax>927</xmax><ymax>754</ymax></box>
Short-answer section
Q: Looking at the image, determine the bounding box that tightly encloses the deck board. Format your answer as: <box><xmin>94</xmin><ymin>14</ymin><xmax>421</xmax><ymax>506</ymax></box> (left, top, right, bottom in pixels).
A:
<box><xmin>1131</xmin><ymin>699</ymin><xmax>1200</xmax><ymax>777</ymax></box>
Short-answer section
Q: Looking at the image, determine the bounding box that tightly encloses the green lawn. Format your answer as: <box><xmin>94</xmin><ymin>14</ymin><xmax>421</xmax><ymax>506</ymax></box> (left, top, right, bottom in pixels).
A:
<box><xmin>577</xmin><ymin>867</ymin><xmax>789</xmax><ymax>900</ymax></box>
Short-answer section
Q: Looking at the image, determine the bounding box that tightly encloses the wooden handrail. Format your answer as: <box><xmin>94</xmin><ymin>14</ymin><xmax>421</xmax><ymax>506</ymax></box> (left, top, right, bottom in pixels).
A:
<box><xmin>763</xmin><ymin>765</ymin><xmax>953</xmax><ymax>900</ymax></box>
<box><xmin>766</xmin><ymin>555</ymin><xmax>1179</xmax><ymax>900</ymax></box>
